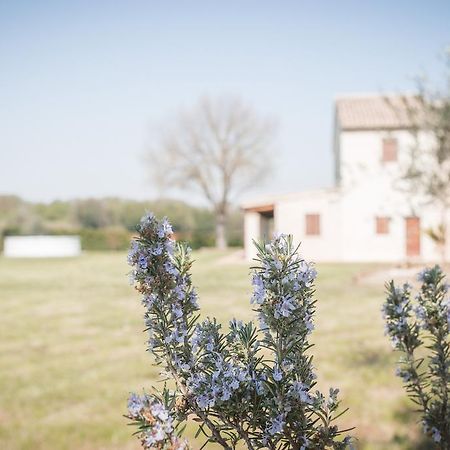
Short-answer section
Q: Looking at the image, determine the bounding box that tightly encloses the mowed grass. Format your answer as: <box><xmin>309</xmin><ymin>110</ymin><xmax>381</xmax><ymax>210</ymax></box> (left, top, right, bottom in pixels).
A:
<box><xmin>0</xmin><ymin>250</ymin><xmax>432</xmax><ymax>449</ymax></box>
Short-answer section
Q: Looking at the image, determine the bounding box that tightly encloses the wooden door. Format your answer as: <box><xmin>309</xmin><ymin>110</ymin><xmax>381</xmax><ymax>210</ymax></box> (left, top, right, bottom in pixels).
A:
<box><xmin>405</xmin><ymin>217</ymin><xmax>421</xmax><ymax>258</ymax></box>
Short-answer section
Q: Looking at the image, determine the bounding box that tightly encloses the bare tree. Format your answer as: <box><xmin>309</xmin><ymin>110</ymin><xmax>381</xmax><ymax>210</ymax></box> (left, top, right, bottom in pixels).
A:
<box><xmin>147</xmin><ymin>96</ymin><xmax>275</xmax><ymax>249</ymax></box>
<box><xmin>387</xmin><ymin>56</ymin><xmax>450</xmax><ymax>261</ymax></box>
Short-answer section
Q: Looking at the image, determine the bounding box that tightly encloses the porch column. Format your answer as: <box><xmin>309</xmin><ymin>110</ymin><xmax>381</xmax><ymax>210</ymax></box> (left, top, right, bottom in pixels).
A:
<box><xmin>244</xmin><ymin>211</ymin><xmax>261</xmax><ymax>262</ymax></box>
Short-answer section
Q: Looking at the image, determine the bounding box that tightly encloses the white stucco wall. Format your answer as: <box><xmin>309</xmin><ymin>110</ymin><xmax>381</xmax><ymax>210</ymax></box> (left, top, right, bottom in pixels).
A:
<box><xmin>338</xmin><ymin>129</ymin><xmax>443</xmax><ymax>262</ymax></box>
<box><xmin>274</xmin><ymin>190</ymin><xmax>342</xmax><ymax>262</ymax></box>
<box><xmin>3</xmin><ymin>236</ymin><xmax>81</xmax><ymax>258</ymax></box>
<box><xmin>243</xmin><ymin>123</ymin><xmax>447</xmax><ymax>263</ymax></box>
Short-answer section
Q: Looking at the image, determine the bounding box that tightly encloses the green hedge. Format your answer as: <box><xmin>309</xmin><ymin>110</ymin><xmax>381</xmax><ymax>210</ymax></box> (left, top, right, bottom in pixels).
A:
<box><xmin>79</xmin><ymin>227</ymin><xmax>132</xmax><ymax>251</ymax></box>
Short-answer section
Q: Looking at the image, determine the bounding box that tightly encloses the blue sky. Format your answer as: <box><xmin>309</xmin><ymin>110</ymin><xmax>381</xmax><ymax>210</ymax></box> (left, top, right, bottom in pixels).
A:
<box><xmin>1</xmin><ymin>1</ymin><xmax>449</xmax><ymax>204</ymax></box>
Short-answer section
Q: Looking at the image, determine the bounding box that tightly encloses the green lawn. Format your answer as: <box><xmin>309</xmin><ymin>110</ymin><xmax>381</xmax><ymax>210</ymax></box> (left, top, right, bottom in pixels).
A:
<box><xmin>0</xmin><ymin>250</ymin><xmax>432</xmax><ymax>449</ymax></box>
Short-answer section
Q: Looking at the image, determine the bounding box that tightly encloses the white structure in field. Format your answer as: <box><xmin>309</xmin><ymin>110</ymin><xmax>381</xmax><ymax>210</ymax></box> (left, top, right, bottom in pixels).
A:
<box><xmin>3</xmin><ymin>235</ymin><xmax>81</xmax><ymax>258</ymax></box>
<box><xmin>243</xmin><ymin>94</ymin><xmax>450</xmax><ymax>262</ymax></box>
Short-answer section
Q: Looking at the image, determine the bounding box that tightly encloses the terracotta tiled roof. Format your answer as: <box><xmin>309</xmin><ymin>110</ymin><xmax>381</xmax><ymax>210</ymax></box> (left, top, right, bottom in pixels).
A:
<box><xmin>336</xmin><ymin>95</ymin><xmax>422</xmax><ymax>130</ymax></box>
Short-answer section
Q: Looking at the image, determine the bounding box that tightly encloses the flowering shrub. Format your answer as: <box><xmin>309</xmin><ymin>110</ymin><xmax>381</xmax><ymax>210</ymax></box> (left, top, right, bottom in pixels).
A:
<box><xmin>126</xmin><ymin>213</ymin><xmax>353</xmax><ymax>449</ymax></box>
<box><xmin>383</xmin><ymin>266</ymin><xmax>450</xmax><ymax>448</ymax></box>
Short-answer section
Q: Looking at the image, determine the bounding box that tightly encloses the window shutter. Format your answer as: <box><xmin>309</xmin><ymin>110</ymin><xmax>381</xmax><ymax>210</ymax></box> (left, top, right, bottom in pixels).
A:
<box><xmin>382</xmin><ymin>138</ymin><xmax>397</xmax><ymax>162</ymax></box>
<box><xmin>376</xmin><ymin>217</ymin><xmax>390</xmax><ymax>234</ymax></box>
<box><xmin>305</xmin><ymin>214</ymin><xmax>320</xmax><ymax>236</ymax></box>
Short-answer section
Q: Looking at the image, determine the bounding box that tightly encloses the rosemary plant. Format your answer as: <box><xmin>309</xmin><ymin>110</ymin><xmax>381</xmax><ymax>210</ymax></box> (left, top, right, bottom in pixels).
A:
<box><xmin>383</xmin><ymin>266</ymin><xmax>450</xmax><ymax>448</ymax></box>
<box><xmin>126</xmin><ymin>213</ymin><xmax>353</xmax><ymax>449</ymax></box>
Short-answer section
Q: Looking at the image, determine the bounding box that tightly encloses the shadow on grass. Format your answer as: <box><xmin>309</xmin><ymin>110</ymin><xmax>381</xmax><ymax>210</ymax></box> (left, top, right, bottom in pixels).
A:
<box><xmin>389</xmin><ymin>433</ymin><xmax>433</xmax><ymax>450</ymax></box>
<box><xmin>389</xmin><ymin>403</ymin><xmax>434</xmax><ymax>450</ymax></box>
<box><xmin>347</xmin><ymin>346</ymin><xmax>392</xmax><ymax>370</ymax></box>
<box><xmin>357</xmin><ymin>429</ymin><xmax>433</xmax><ymax>450</ymax></box>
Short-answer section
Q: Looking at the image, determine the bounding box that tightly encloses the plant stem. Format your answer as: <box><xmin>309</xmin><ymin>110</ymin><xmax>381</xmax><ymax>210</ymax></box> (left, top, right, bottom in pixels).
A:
<box><xmin>170</xmin><ymin>366</ymin><xmax>232</xmax><ymax>449</ymax></box>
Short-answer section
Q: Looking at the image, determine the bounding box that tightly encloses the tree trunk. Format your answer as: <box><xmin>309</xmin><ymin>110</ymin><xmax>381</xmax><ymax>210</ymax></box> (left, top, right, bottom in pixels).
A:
<box><xmin>215</xmin><ymin>211</ymin><xmax>227</xmax><ymax>250</ymax></box>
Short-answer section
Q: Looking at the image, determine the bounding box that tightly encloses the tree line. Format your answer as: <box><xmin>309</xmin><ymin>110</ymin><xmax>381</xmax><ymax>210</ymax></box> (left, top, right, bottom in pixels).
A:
<box><xmin>0</xmin><ymin>195</ymin><xmax>243</xmax><ymax>251</ymax></box>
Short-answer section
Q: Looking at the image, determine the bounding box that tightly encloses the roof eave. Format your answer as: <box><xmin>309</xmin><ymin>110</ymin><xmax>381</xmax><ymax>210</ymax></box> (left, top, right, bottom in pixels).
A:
<box><xmin>340</xmin><ymin>125</ymin><xmax>416</xmax><ymax>132</ymax></box>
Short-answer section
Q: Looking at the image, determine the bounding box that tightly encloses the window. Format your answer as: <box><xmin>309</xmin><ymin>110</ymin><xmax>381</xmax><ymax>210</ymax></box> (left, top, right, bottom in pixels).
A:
<box><xmin>382</xmin><ymin>138</ymin><xmax>397</xmax><ymax>162</ymax></box>
<box><xmin>376</xmin><ymin>217</ymin><xmax>390</xmax><ymax>234</ymax></box>
<box><xmin>305</xmin><ymin>214</ymin><xmax>320</xmax><ymax>236</ymax></box>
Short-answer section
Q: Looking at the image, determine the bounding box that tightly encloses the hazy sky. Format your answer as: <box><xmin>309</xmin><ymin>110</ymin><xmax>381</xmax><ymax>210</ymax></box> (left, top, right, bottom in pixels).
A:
<box><xmin>1</xmin><ymin>1</ymin><xmax>449</xmax><ymax>205</ymax></box>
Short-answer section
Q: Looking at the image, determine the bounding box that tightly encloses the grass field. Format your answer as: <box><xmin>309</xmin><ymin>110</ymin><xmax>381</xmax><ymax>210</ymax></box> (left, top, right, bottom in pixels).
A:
<box><xmin>0</xmin><ymin>250</ymin><xmax>434</xmax><ymax>449</ymax></box>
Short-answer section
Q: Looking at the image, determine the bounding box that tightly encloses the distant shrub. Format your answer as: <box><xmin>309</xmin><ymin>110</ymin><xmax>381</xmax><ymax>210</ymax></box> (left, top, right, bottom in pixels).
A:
<box><xmin>189</xmin><ymin>229</ymin><xmax>216</xmax><ymax>249</ymax></box>
<box><xmin>74</xmin><ymin>199</ymin><xmax>113</xmax><ymax>229</ymax></box>
<box><xmin>80</xmin><ymin>227</ymin><xmax>131</xmax><ymax>251</ymax></box>
<box><xmin>227</xmin><ymin>233</ymin><xmax>244</xmax><ymax>248</ymax></box>
<box><xmin>33</xmin><ymin>200</ymin><xmax>71</xmax><ymax>222</ymax></box>
<box><xmin>383</xmin><ymin>266</ymin><xmax>450</xmax><ymax>448</ymax></box>
<box><xmin>126</xmin><ymin>214</ymin><xmax>353</xmax><ymax>449</ymax></box>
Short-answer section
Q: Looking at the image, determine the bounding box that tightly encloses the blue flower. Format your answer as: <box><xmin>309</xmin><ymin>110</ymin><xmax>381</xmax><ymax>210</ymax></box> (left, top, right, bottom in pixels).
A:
<box><xmin>221</xmin><ymin>389</ymin><xmax>231</xmax><ymax>401</ymax></box>
<box><xmin>139</xmin><ymin>212</ymin><xmax>155</xmax><ymax>228</ymax></box>
<box><xmin>188</xmin><ymin>291</ymin><xmax>199</xmax><ymax>307</ymax></box>
<box><xmin>277</xmin><ymin>295</ymin><xmax>297</xmax><ymax>318</ymax></box>
<box><xmin>267</xmin><ymin>414</ymin><xmax>285</xmax><ymax>435</ymax></box>
<box><xmin>298</xmin><ymin>261</ymin><xmax>317</xmax><ymax>286</ymax></box>
<box><xmin>289</xmin><ymin>381</ymin><xmax>312</xmax><ymax>403</ymax></box>
<box><xmin>196</xmin><ymin>395</ymin><xmax>211</xmax><ymax>408</ymax></box>
<box><xmin>138</xmin><ymin>255</ymin><xmax>148</xmax><ymax>270</ymax></box>
<box><xmin>251</xmin><ymin>274</ymin><xmax>265</xmax><ymax>304</ymax></box>
<box><xmin>395</xmin><ymin>367</ymin><xmax>412</xmax><ymax>382</ymax></box>
<box><xmin>127</xmin><ymin>393</ymin><xmax>144</xmax><ymax>417</ymax></box>
<box><xmin>304</xmin><ymin>313</ymin><xmax>315</xmax><ymax>333</ymax></box>
<box><xmin>152</xmin><ymin>243</ymin><xmax>164</xmax><ymax>256</ymax></box>
<box><xmin>127</xmin><ymin>241</ymin><xmax>140</xmax><ymax>265</ymax></box>
<box><xmin>174</xmin><ymin>285</ymin><xmax>185</xmax><ymax>300</ymax></box>
<box><xmin>172</xmin><ymin>304</ymin><xmax>183</xmax><ymax>319</ymax></box>
<box><xmin>299</xmin><ymin>437</ymin><xmax>310</xmax><ymax>450</ymax></box>
<box><xmin>158</xmin><ymin>217</ymin><xmax>173</xmax><ymax>238</ymax></box>
<box><xmin>164</xmin><ymin>261</ymin><xmax>178</xmax><ymax>276</ymax></box>
<box><xmin>151</xmin><ymin>402</ymin><xmax>169</xmax><ymax>421</ymax></box>
<box><xmin>273</xmin><ymin>365</ymin><xmax>283</xmax><ymax>381</ymax></box>
<box><xmin>431</xmin><ymin>427</ymin><xmax>441</xmax><ymax>442</ymax></box>
<box><xmin>142</xmin><ymin>294</ymin><xmax>157</xmax><ymax>308</ymax></box>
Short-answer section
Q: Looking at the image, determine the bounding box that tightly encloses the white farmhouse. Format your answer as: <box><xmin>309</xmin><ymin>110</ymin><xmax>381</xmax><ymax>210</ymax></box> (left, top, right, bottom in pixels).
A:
<box><xmin>242</xmin><ymin>95</ymin><xmax>449</xmax><ymax>263</ymax></box>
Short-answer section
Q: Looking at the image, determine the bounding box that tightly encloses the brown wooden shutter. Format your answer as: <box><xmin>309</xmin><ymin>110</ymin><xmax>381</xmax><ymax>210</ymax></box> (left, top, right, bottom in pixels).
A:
<box><xmin>405</xmin><ymin>217</ymin><xmax>421</xmax><ymax>257</ymax></box>
<box><xmin>305</xmin><ymin>214</ymin><xmax>320</xmax><ymax>236</ymax></box>
<box><xmin>382</xmin><ymin>138</ymin><xmax>397</xmax><ymax>162</ymax></box>
<box><xmin>376</xmin><ymin>217</ymin><xmax>390</xmax><ymax>234</ymax></box>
